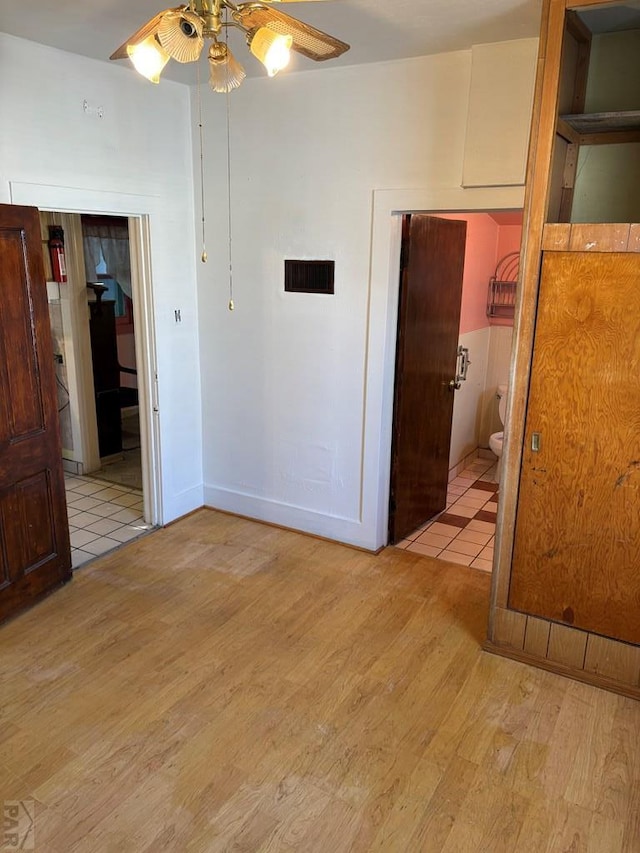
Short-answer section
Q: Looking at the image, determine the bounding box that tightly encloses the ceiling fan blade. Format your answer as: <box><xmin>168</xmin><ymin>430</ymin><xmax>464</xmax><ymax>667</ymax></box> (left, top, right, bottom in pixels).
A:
<box><xmin>110</xmin><ymin>7</ymin><xmax>183</xmax><ymax>60</ymax></box>
<box><xmin>232</xmin><ymin>4</ymin><xmax>349</xmax><ymax>61</ymax></box>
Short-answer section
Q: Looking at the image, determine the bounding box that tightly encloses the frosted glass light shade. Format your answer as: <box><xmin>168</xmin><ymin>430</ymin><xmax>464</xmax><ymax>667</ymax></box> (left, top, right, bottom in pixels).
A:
<box><xmin>127</xmin><ymin>36</ymin><xmax>170</xmax><ymax>83</ymax></box>
<box><xmin>249</xmin><ymin>27</ymin><xmax>292</xmax><ymax>77</ymax></box>
<box><xmin>208</xmin><ymin>43</ymin><xmax>246</xmax><ymax>93</ymax></box>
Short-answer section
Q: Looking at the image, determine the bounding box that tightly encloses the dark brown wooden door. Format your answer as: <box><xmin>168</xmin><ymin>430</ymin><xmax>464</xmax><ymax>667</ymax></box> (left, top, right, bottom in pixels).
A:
<box><xmin>389</xmin><ymin>215</ymin><xmax>467</xmax><ymax>544</ymax></box>
<box><xmin>0</xmin><ymin>204</ymin><xmax>71</xmax><ymax>622</ymax></box>
<box><xmin>509</xmin><ymin>251</ymin><xmax>640</xmax><ymax>645</ymax></box>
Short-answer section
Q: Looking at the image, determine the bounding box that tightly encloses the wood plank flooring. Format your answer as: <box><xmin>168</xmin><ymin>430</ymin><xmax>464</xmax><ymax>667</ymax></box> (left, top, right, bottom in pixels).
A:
<box><xmin>1</xmin><ymin>509</ymin><xmax>639</xmax><ymax>851</ymax></box>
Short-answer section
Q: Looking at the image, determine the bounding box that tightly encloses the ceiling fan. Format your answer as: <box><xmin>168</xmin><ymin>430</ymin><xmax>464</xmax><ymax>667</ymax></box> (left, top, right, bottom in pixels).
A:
<box><xmin>110</xmin><ymin>0</ymin><xmax>350</xmax><ymax>91</ymax></box>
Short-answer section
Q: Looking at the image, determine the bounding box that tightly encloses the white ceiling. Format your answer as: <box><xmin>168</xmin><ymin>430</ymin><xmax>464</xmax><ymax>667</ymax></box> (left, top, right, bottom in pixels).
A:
<box><xmin>0</xmin><ymin>0</ymin><xmax>544</xmax><ymax>85</ymax></box>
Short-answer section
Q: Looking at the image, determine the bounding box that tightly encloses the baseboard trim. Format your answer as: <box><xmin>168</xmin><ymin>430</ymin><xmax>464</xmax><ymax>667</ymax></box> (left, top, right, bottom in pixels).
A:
<box><xmin>163</xmin><ymin>484</ymin><xmax>205</xmax><ymax>525</ymax></box>
<box><xmin>448</xmin><ymin>447</ymin><xmax>498</xmax><ymax>482</ymax></box>
<box><xmin>201</xmin><ymin>505</ymin><xmax>381</xmax><ymax>554</ymax></box>
<box><xmin>203</xmin><ymin>484</ymin><xmax>375</xmax><ymax>550</ymax></box>
<box><xmin>62</xmin><ymin>458</ymin><xmax>85</xmax><ymax>476</ymax></box>
<box><xmin>484</xmin><ymin>639</ymin><xmax>640</xmax><ymax>701</ymax></box>
<box><xmin>448</xmin><ymin>448</ymin><xmax>478</xmax><ymax>482</ymax></box>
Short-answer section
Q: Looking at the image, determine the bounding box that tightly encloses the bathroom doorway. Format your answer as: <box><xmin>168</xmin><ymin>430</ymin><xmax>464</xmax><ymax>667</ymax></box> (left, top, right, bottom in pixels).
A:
<box><xmin>390</xmin><ymin>209</ymin><xmax>523</xmax><ymax>570</ymax></box>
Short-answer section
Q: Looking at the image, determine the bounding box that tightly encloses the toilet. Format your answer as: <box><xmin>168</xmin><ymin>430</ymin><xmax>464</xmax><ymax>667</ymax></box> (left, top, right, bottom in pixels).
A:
<box><xmin>488</xmin><ymin>384</ymin><xmax>508</xmax><ymax>483</ymax></box>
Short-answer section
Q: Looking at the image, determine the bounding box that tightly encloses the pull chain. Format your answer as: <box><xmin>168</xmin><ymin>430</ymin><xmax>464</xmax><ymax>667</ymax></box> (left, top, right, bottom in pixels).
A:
<box><xmin>225</xmin><ymin>20</ymin><xmax>234</xmax><ymax>311</ymax></box>
<box><xmin>197</xmin><ymin>62</ymin><xmax>207</xmax><ymax>263</ymax></box>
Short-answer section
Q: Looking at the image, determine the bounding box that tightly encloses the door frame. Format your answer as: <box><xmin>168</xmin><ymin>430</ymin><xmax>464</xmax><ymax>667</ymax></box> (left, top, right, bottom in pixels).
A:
<box><xmin>363</xmin><ymin>186</ymin><xmax>525</xmax><ymax>550</ymax></box>
<box><xmin>59</xmin><ymin>212</ymin><xmax>100</xmax><ymax>473</ymax></box>
<box><xmin>9</xmin><ymin>182</ymin><xmax>163</xmax><ymax>527</ymax></box>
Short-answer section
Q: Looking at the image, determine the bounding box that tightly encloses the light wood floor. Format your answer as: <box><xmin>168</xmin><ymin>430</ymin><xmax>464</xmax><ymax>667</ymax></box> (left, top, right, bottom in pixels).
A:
<box><xmin>2</xmin><ymin>509</ymin><xmax>639</xmax><ymax>852</ymax></box>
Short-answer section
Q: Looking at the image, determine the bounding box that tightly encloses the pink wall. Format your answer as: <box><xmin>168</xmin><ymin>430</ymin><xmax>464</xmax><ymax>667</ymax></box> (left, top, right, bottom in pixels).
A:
<box><xmin>439</xmin><ymin>213</ymin><xmax>522</xmax><ymax>334</ymax></box>
<box><xmin>493</xmin><ymin>222</ymin><xmax>522</xmax><ymax>328</ymax></box>
<box><xmin>497</xmin><ymin>224</ymin><xmax>523</xmax><ymax>259</ymax></box>
<box><xmin>440</xmin><ymin>213</ymin><xmax>498</xmax><ymax>335</ymax></box>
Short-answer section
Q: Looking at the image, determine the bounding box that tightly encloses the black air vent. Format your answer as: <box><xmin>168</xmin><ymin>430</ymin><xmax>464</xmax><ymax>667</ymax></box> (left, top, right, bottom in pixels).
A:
<box><xmin>284</xmin><ymin>260</ymin><xmax>335</xmax><ymax>294</ymax></box>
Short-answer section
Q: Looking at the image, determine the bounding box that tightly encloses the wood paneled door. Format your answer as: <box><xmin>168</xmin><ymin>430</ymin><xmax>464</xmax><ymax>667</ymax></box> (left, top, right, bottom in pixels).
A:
<box><xmin>509</xmin><ymin>251</ymin><xmax>640</xmax><ymax>645</ymax></box>
<box><xmin>0</xmin><ymin>203</ymin><xmax>71</xmax><ymax>622</ymax></box>
<box><xmin>389</xmin><ymin>214</ymin><xmax>467</xmax><ymax>544</ymax></box>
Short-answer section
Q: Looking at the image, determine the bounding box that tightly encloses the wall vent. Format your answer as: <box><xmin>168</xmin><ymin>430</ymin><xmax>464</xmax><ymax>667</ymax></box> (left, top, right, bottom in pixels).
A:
<box><xmin>284</xmin><ymin>260</ymin><xmax>335</xmax><ymax>294</ymax></box>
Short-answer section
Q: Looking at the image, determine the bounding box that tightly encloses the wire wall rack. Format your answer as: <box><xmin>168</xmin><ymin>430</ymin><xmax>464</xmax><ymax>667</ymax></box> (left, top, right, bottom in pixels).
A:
<box><xmin>487</xmin><ymin>251</ymin><xmax>519</xmax><ymax>319</ymax></box>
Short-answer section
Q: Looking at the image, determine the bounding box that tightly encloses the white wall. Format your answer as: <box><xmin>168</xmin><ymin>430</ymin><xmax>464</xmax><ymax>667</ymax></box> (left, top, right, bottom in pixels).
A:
<box><xmin>197</xmin><ymin>53</ymin><xmax>469</xmax><ymax>542</ymax></box>
<box><xmin>196</xmin><ymin>48</ymin><xmax>532</xmax><ymax>549</ymax></box>
<box><xmin>480</xmin><ymin>325</ymin><xmax>514</xmax><ymax>445</ymax></box>
<box><xmin>450</xmin><ymin>327</ymin><xmax>490</xmax><ymax>468</ymax></box>
<box><xmin>0</xmin><ymin>34</ymin><xmax>203</xmax><ymax>522</ymax></box>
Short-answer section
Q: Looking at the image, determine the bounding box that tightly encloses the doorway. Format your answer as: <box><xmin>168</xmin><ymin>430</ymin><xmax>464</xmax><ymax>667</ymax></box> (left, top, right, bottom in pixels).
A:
<box><xmin>82</xmin><ymin>214</ymin><xmax>142</xmax><ymax>492</ymax></box>
<box><xmin>40</xmin><ymin>210</ymin><xmax>159</xmax><ymax>569</ymax></box>
<box><xmin>389</xmin><ymin>209</ymin><xmax>523</xmax><ymax>568</ymax></box>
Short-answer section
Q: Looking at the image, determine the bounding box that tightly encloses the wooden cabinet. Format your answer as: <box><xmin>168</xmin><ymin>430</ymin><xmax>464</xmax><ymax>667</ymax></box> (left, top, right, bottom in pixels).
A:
<box><xmin>509</xmin><ymin>250</ymin><xmax>640</xmax><ymax>644</ymax></box>
<box><xmin>487</xmin><ymin>0</ymin><xmax>640</xmax><ymax>697</ymax></box>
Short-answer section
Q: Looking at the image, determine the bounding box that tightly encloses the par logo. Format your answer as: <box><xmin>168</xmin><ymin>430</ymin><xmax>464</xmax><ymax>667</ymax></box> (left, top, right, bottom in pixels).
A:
<box><xmin>2</xmin><ymin>801</ymin><xmax>35</xmax><ymax>851</ymax></box>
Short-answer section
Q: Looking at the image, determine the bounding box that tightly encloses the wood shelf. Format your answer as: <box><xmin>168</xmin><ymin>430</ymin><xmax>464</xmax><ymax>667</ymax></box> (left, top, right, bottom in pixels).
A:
<box><xmin>558</xmin><ymin>110</ymin><xmax>640</xmax><ymax>145</ymax></box>
<box><xmin>560</xmin><ymin>110</ymin><xmax>640</xmax><ymax>134</ymax></box>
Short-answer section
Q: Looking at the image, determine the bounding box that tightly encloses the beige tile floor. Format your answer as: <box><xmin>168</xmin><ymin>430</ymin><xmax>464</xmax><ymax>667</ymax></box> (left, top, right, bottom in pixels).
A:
<box><xmin>65</xmin><ymin>474</ymin><xmax>153</xmax><ymax>569</ymax></box>
<box><xmin>395</xmin><ymin>456</ymin><xmax>498</xmax><ymax>572</ymax></box>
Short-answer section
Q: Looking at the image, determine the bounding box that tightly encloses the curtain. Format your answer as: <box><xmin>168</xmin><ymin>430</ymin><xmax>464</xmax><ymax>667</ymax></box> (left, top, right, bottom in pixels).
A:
<box><xmin>82</xmin><ymin>220</ymin><xmax>132</xmax><ymax>298</ymax></box>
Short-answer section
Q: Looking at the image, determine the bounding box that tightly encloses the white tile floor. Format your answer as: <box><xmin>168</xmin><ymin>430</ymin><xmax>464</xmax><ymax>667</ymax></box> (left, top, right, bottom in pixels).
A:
<box><xmin>395</xmin><ymin>456</ymin><xmax>499</xmax><ymax>573</ymax></box>
<box><xmin>65</xmin><ymin>474</ymin><xmax>153</xmax><ymax>569</ymax></box>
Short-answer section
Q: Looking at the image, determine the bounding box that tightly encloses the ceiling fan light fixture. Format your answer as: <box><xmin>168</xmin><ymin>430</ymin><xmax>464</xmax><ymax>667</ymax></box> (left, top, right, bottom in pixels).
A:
<box><xmin>248</xmin><ymin>27</ymin><xmax>293</xmax><ymax>77</ymax></box>
<box><xmin>111</xmin><ymin>2</ymin><xmax>349</xmax><ymax>91</ymax></box>
<box><xmin>208</xmin><ymin>43</ymin><xmax>246</xmax><ymax>93</ymax></box>
<box><xmin>158</xmin><ymin>10</ymin><xmax>205</xmax><ymax>63</ymax></box>
<box><xmin>126</xmin><ymin>35</ymin><xmax>170</xmax><ymax>83</ymax></box>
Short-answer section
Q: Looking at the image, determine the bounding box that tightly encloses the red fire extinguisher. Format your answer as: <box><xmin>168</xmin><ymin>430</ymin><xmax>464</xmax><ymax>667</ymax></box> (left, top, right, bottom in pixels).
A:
<box><xmin>48</xmin><ymin>225</ymin><xmax>67</xmax><ymax>283</ymax></box>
